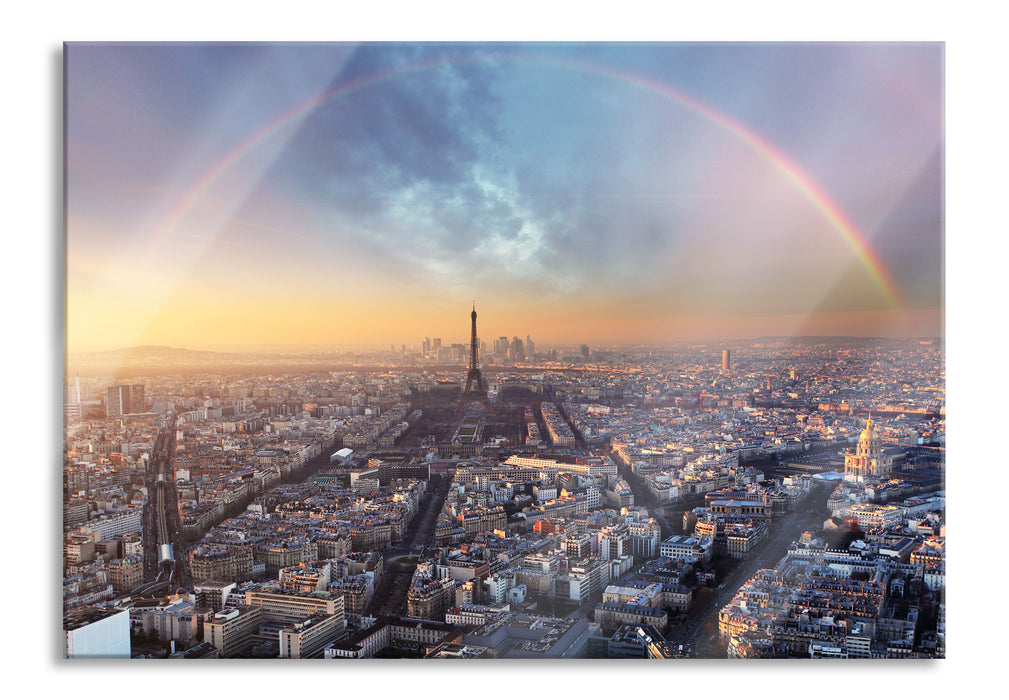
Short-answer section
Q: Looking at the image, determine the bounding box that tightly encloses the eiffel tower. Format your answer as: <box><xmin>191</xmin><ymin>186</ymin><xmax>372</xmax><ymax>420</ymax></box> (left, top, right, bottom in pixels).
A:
<box><xmin>461</xmin><ymin>304</ymin><xmax>489</xmax><ymax>403</ymax></box>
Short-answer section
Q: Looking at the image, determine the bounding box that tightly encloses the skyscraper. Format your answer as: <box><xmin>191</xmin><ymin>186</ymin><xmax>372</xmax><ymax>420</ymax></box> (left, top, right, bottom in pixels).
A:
<box><xmin>722</xmin><ymin>350</ymin><xmax>730</xmax><ymax>371</ymax></box>
<box><xmin>106</xmin><ymin>384</ymin><xmax>145</xmax><ymax>418</ymax></box>
<box><xmin>64</xmin><ymin>374</ymin><xmax>83</xmax><ymax>422</ymax></box>
<box><xmin>511</xmin><ymin>336</ymin><xmax>525</xmax><ymax>362</ymax></box>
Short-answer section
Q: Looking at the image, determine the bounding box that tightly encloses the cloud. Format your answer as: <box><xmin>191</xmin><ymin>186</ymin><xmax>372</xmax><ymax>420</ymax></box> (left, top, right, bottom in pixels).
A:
<box><xmin>178</xmin><ymin>44</ymin><xmax>943</xmax><ymax>319</ymax></box>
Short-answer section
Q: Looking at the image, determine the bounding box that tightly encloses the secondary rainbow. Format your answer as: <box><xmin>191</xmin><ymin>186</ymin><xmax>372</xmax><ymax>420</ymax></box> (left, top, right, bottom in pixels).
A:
<box><xmin>154</xmin><ymin>52</ymin><xmax>905</xmax><ymax>310</ymax></box>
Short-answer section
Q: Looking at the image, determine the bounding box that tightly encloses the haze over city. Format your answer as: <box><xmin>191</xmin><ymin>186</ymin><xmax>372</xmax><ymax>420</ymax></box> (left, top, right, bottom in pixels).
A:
<box><xmin>66</xmin><ymin>42</ymin><xmax>942</xmax><ymax>353</ymax></box>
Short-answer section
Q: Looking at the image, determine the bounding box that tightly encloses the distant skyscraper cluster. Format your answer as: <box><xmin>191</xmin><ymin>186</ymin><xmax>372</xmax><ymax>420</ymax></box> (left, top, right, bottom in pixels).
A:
<box><xmin>422</xmin><ymin>313</ymin><xmax>536</xmax><ymax>364</ymax></box>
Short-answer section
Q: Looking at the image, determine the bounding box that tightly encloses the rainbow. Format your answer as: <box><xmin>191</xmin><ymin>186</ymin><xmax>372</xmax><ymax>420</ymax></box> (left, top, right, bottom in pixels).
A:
<box><xmin>154</xmin><ymin>51</ymin><xmax>905</xmax><ymax>310</ymax></box>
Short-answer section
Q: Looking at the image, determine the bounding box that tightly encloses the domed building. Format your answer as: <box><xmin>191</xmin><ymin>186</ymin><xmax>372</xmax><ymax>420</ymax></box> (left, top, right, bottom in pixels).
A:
<box><xmin>844</xmin><ymin>415</ymin><xmax>893</xmax><ymax>483</ymax></box>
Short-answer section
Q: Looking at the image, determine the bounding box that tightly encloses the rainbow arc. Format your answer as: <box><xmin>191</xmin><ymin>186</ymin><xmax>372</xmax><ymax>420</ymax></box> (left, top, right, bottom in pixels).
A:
<box><xmin>153</xmin><ymin>52</ymin><xmax>905</xmax><ymax>311</ymax></box>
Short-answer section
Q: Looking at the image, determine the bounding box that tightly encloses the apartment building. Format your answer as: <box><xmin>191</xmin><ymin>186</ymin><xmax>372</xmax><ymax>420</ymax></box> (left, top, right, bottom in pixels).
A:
<box><xmin>204</xmin><ymin>606</ymin><xmax>264</xmax><ymax>657</ymax></box>
<box><xmin>190</xmin><ymin>544</ymin><xmax>254</xmax><ymax>584</ymax></box>
<box><xmin>279</xmin><ymin>614</ymin><xmax>346</xmax><ymax>658</ymax></box>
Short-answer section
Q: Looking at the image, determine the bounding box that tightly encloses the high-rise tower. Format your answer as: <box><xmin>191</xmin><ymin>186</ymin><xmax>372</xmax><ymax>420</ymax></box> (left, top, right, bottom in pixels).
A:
<box><xmin>106</xmin><ymin>384</ymin><xmax>145</xmax><ymax>418</ymax></box>
<box><xmin>462</xmin><ymin>305</ymin><xmax>488</xmax><ymax>402</ymax></box>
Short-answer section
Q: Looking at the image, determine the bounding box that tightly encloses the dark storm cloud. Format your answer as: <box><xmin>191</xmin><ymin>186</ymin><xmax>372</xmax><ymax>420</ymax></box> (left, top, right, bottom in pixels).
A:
<box><xmin>270</xmin><ymin>45</ymin><xmax>519</xmax><ymax>250</ymax></box>
<box><xmin>289</xmin><ymin>45</ymin><xmax>500</xmax><ymax>184</ymax></box>
<box><xmin>261</xmin><ymin>44</ymin><xmax>673</xmax><ymax>299</ymax></box>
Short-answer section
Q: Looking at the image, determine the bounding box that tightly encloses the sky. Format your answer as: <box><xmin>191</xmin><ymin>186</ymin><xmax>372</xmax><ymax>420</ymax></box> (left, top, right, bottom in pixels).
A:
<box><xmin>65</xmin><ymin>42</ymin><xmax>943</xmax><ymax>352</ymax></box>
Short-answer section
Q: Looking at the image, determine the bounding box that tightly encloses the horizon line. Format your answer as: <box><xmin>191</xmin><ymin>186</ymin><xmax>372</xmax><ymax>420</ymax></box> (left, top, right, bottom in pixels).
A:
<box><xmin>67</xmin><ymin>333</ymin><xmax>945</xmax><ymax>356</ymax></box>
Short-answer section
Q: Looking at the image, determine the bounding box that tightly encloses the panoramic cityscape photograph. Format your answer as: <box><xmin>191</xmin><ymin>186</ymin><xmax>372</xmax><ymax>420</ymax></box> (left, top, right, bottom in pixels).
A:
<box><xmin>60</xmin><ymin>38</ymin><xmax>947</xmax><ymax>668</ymax></box>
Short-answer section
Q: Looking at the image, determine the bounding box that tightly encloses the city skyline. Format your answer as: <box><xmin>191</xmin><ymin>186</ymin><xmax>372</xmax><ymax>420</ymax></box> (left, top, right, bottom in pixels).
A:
<box><xmin>61</xmin><ymin>335</ymin><xmax>946</xmax><ymax>660</ymax></box>
<box><xmin>67</xmin><ymin>42</ymin><xmax>942</xmax><ymax>352</ymax></box>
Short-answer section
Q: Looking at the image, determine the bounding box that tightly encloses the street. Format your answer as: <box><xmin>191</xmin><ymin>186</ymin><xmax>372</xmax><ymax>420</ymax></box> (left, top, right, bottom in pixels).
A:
<box><xmin>365</xmin><ymin>468</ymin><xmax>456</xmax><ymax>616</ymax></box>
<box><xmin>668</xmin><ymin>481</ymin><xmax>833</xmax><ymax>657</ymax></box>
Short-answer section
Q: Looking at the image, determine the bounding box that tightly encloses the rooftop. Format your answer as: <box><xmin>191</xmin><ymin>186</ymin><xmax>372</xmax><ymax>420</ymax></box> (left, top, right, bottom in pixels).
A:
<box><xmin>64</xmin><ymin>606</ymin><xmax>125</xmax><ymax>631</ymax></box>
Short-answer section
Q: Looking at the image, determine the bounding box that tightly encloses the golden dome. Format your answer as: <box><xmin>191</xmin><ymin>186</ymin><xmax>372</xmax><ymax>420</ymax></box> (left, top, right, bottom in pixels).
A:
<box><xmin>859</xmin><ymin>415</ymin><xmax>878</xmax><ymax>444</ymax></box>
